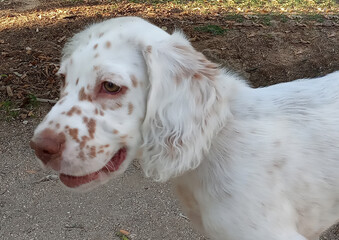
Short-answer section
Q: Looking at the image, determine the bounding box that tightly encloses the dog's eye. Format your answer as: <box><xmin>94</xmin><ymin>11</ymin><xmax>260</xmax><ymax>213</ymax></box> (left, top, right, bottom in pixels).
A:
<box><xmin>103</xmin><ymin>81</ymin><xmax>121</xmax><ymax>94</ymax></box>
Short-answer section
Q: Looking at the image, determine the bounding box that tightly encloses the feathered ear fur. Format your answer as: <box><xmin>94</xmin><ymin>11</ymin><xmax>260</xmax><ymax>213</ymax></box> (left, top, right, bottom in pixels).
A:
<box><xmin>141</xmin><ymin>31</ymin><xmax>229</xmax><ymax>181</ymax></box>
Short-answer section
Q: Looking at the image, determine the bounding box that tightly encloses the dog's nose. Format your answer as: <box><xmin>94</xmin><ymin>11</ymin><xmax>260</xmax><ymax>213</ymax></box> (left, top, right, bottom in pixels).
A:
<box><xmin>30</xmin><ymin>129</ymin><xmax>65</xmax><ymax>170</ymax></box>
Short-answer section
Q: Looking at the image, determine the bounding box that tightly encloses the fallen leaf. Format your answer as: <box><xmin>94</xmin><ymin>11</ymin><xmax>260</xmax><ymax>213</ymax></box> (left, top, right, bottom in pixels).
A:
<box><xmin>119</xmin><ymin>229</ymin><xmax>130</xmax><ymax>236</ymax></box>
<box><xmin>13</xmin><ymin>72</ymin><xmax>22</xmax><ymax>77</ymax></box>
<box><xmin>6</xmin><ymin>86</ymin><xmax>13</xmax><ymax>97</ymax></box>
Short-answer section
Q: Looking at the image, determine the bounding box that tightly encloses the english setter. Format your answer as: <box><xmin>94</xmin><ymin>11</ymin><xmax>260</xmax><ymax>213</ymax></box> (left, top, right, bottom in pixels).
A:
<box><xmin>30</xmin><ymin>17</ymin><xmax>339</xmax><ymax>240</ymax></box>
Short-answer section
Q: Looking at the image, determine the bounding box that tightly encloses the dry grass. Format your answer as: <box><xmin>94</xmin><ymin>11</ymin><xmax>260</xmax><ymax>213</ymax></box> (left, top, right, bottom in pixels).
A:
<box><xmin>1</xmin><ymin>0</ymin><xmax>338</xmax><ymax>31</ymax></box>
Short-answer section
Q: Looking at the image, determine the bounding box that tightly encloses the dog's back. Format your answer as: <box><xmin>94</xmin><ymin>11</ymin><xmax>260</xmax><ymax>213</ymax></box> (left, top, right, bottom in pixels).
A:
<box><xmin>195</xmin><ymin>71</ymin><xmax>339</xmax><ymax>239</ymax></box>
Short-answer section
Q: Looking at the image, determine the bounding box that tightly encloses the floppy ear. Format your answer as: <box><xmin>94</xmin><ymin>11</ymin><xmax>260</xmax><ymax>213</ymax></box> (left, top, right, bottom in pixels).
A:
<box><xmin>141</xmin><ymin>31</ymin><xmax>229</xmax><ymax>181</ymax></box>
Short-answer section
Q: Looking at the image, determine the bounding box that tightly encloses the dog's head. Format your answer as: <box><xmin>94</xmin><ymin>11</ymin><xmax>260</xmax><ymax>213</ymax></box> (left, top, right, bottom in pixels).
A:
<box><xmin>30</xmin><ymin>17</ymin><xmax>227</xmax><ymax>191</ymax></box>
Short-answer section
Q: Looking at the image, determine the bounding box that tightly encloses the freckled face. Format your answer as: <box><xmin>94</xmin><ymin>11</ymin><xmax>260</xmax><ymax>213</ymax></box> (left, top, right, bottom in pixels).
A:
<box><xmin>32</xmin><ymin>39</ymin><xmax>148</xmax><ymax>191</ymax></box>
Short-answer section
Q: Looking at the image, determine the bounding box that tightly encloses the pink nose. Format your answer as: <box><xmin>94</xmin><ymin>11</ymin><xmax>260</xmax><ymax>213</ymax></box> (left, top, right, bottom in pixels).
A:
<box><xmin>30</xmin><ymin>129</ymin><xmax>66</xmax><ymax>171</ymax></box>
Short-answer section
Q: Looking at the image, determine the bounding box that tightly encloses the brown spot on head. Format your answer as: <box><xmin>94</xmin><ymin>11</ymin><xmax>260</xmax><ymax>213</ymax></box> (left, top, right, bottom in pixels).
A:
<box><xmin>93</xmin><ymin>44</ymin><xmax>98</xmax><ymax>49</ymax></box>
<box><xmin>94</xmin><ymin>108</ymin><xmax>99</xmax><ymax>115</ymax></box>
<box><xmin>66</xmin><ymin>106</ymin><xmax>82</xmax><ymax>116</ymax></box>
<box><xmin>76</xmin><ymin>78</ymin><xmax>79</xmax><ymax>85</ymax></box>
<box><xmin>93</xmin><ymin>65</ymin><xmax>100</xmax><ymax>71</ymax></box>
<box><xmin>83</xmin><ymin>116</ymin><xmax>88</xmax><ymax>123</ymax></box>
<box><xmin>56</xmin><ymin>123</ymin><xmax>60</xmax><ymax>129</ymax></box>
<box><xmin>70</xmin><ymin>59</ymin><xmax>73</xmax><ymax>65</ymax></box>
<box><xmin>113</xmin><ymin>129</ymin><xmax>119</xmax><ymax>134</ymax></box>
<box><xmin>128</xmin><ymin>102</ymin><xmax>134</xmax><ymax>115</ymax></box>
<box><xmin>94</xmin><ymin>53</ymin><xmax>99</xmax><ymax>58</ymax></box>
<box><xmin>79</xmin><ymin>87</ymin><xmax>86</xmax><ymax>101</ymax></box>
<box><xmin>99</xmin><ymin>32</ymin><xmax>104</xmax><ymax>38</ymax></box>
<box><xmin>130</xmin><ymin>75</ymin><xmax>138</xmax><ymax>88</ymax></box>
<box><xmin>105</xmin><ymin>41</ymin><xmax>111</xmax><ymax>48</ymax></box>
<box><xmin>87</xmin><ymin>118</ymin><xmax>96</xmax><ymax>139</ymax></box>
<box><xmin>48</xmin><ymin>120</ymin><xmax>53</xmax><ymax>125</ymax></box>
<box><xmin>79</xmin><ymin>87</ymin><xmax>92</xmax><ymax>102</ymax></box>
<box><xmin>100</xmin><ymin>110</ymin><xmax>104</xmax><ymax>116</ymax></box>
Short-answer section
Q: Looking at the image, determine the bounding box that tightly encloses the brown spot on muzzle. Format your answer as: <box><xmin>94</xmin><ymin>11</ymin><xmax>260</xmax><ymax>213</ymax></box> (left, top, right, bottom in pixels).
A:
<box><xmin>69</xmin><ymin>128</ymin><xmax>80</xmax><ymax>142</ymax></box>
<box><xmin>87</xmin><ymin>118</ymin><xmax>96</xmax><ymax>139</ymax></box>
<box><xmin>90</xmin><ymin>146</ymin><xmax>96</xmax><ymax>158</ymax></box>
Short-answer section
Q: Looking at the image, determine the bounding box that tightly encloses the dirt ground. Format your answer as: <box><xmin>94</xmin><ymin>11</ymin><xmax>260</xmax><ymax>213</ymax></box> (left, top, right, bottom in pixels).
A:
<box><xmin>0</xmin><ymin>0</ymin><xmax>339</xmax><ymax>239</ymax></box>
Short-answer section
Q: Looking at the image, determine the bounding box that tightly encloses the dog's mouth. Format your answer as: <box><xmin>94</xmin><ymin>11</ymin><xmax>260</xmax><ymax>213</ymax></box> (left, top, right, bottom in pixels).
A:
<box><xmin>59</xmin><ymin>147</ymin><xmax>127</xmax><ymax>188</ymax></box>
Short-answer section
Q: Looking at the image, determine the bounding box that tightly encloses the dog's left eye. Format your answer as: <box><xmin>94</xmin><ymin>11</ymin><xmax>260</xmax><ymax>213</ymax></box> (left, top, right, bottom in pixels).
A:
<box><xmin>102</xmin><ymin>81</ymin><xmax>121</xmax><ymax>94</ymax></box>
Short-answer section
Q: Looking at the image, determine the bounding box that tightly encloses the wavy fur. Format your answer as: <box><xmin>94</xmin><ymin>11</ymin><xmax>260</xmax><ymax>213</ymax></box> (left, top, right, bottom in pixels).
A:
<box><xmin>141</xmin><ymin>31</ymin><xmax>234</xmax><ymax>181</ymax></box>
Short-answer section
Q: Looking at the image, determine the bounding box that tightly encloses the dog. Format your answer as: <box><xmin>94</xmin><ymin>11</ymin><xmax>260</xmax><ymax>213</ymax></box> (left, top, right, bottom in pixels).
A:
<box><xmin>30</xmin><ymin>17</ymin><xmax>339</xmax><ymax>240</ymax></box>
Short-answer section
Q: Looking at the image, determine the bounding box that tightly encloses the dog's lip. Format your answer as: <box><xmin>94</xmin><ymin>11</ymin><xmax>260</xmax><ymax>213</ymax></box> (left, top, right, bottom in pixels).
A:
<box><xmin>59</xmin><ymin>147</ymin><xmax>127</xmax><ymax>188</ymax></box>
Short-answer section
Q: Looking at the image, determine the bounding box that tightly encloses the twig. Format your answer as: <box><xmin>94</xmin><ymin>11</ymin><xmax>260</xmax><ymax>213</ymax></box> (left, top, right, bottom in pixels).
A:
<box><xmin>34</xmin><ymin>174</ymin><xmax>58</xmax><ymax>183</ymax></box>
<box><xmin>36</xmin><ymin>98</ymin><xmax>58</xmax><ymax>104</ymax></box>
<box><xmin>179</xmin><ymin>213</ymin><xmax>189</xmax><ymax>220</ymax></box>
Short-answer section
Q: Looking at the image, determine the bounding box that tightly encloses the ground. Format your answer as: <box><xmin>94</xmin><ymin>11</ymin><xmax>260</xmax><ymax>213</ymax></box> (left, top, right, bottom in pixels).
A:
<box><xmin>0</xmin><ymin>0</ymin><xmax>339</xmax><ymax>239</ymax></box>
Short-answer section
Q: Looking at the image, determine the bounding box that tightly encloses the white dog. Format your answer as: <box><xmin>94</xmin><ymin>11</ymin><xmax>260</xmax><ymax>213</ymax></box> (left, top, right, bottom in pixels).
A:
<box><xmin>30</xmin><ymin>17</ymin><xmax>339</xmax><ymax>240</ymax></box>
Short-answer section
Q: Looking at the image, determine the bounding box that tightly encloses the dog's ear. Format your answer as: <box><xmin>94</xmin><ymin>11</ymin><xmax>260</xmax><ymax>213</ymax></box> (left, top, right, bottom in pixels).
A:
<box><xmin>141</xmin><ymin>31</ymin><xmax>228</xmax><ymax>181</ymax></box>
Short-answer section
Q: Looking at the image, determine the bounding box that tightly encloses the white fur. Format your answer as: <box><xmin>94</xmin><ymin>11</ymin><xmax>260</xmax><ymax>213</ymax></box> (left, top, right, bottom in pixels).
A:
<box><xmin>32</xmin><ymin>17</ymin><xmax>339</xmax><ymax>239</ymax></box>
